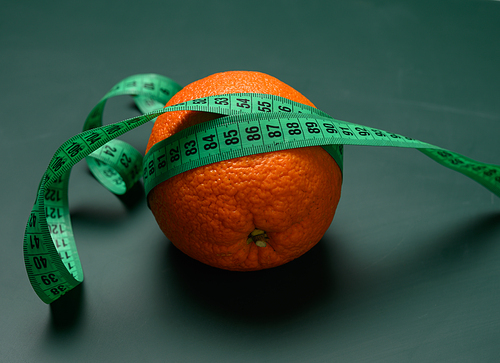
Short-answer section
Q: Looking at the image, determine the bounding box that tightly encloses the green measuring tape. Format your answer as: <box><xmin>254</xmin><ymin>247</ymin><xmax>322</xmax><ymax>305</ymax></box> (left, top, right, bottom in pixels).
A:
<box><xmin>24</xmin><ymin>73</ymin><xmax>500</xmax><ymax>304</ymax></box>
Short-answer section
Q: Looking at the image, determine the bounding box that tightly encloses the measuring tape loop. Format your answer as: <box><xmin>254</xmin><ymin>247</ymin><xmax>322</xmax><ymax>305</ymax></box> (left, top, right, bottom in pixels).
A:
<box><xmin>24</xmin><ymin>73</ymin><xmax>500</xmax><ymax>304</ymax></box>
<box><xmin>83</xmin><ymin>74</ymin><xmax>182</xmax><ymax>195</ymax></box>
<box><xmin>24</xmin><ymin>74</ymin><xmax>182</xmax><ymax>303</ymax></box>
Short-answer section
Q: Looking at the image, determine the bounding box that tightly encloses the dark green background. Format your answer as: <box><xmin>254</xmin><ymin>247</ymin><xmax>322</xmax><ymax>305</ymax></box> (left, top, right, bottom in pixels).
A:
<box><xmin>2</xmin><ymin>0</ymin><xmax>499</xmax><ymax>362</ymax></box>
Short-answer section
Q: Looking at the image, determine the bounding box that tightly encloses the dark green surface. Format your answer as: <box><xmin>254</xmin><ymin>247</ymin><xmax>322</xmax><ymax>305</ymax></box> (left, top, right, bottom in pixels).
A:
<box><xmin>2</xmin><ymin>0</ymin><xmax>500</xmax><ymax>362</ymax></box>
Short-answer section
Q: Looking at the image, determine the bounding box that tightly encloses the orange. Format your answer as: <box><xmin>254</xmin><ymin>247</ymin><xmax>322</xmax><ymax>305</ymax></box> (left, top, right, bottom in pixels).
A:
<box><xmin>146</xmin><ymin>71</ymin><xmax>342</xmax><ymax>271</ymax></box>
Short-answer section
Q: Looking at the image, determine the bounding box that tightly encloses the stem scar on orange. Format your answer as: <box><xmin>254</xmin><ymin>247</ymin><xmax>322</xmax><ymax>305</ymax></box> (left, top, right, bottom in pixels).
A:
<box><xmin>146</xmin><ymin>71</ymin><xmax>342</xmax><ymax>271</ymax></box>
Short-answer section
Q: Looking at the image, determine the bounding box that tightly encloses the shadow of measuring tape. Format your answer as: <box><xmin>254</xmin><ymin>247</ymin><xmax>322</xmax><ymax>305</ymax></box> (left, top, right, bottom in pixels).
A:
<box><xmin>408</xmin><ymin>211</ymin><xmax>500</xmax><ymax>274</ymax></box>
<box><xmin>86</xmin><ymin>168</ymin><xmax>146</xmax><ymax>211</ymax></box>
<box><xmin>49</xmin><ymin>283</ymin><xmax>85</xmax><ymax>332</ymax></box>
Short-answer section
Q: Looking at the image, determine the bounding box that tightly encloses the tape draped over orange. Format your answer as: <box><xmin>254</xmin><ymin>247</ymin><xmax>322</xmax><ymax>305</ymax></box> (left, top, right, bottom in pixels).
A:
<box><xmin>146</xmin><ymin>71</ymin><xmax>342</xmax><ymax>271</ymax></box>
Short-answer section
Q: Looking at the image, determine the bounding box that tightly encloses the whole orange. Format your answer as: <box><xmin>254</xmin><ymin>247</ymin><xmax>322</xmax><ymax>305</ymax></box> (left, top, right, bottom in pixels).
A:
<box><xmin>146</xmin><ymin>71</ymin><xmax>342</xmax><ymax>271</ymax></box>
